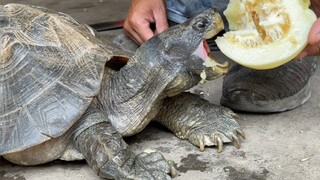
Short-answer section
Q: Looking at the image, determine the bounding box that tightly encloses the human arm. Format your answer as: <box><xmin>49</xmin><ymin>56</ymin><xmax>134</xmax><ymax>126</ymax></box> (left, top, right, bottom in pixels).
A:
<box><xmin>123</xmin><ymin>0</ymin><xmax>169</xmax><ymax>45</ymax></box>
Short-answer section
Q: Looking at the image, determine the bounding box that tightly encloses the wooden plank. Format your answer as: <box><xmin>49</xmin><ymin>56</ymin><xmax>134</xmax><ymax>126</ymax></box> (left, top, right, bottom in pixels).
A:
<box><xmin>1</xmin><ymin>0</ymin><xmax>130</xmax><ymax>24</ymax></box>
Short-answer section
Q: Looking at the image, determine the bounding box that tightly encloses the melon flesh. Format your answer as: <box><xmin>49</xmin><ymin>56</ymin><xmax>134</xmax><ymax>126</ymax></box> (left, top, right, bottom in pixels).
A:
<box><xmin>216</xmin><ymin>0</ymin><xmax>317</xmax><ymax>69</ymax></box>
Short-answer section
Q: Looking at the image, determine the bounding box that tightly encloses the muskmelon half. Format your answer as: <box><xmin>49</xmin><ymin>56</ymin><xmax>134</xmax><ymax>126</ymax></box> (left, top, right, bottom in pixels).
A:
<box><xmin>216</xmin><ymin>0</ymin><xmax>317</xmax><ymax>69</ymax></box>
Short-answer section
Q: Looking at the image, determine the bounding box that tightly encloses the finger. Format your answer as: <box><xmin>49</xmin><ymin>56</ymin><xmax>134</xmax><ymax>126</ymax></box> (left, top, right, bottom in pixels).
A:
<box><xmin>133</xmin><ymin>19</ymin><xmax>155</xmax><ymax>43</ymax></box>
<box><xmin>296</xmin><ymin>43</ymin><xmax>320</xmax><ymax>60</ymax></box>
<box><xmin>307</xmin><ymin>43</ymin><xmax>320</xmax><ymax>56</ymax></box>
<box><xmin>124</xmin><ymin>15</ymin><xmax>155</xmax><ymax>44</ymax></box>
<box><xmin>294</xmin><ymin>18</ymin><xmax>320</xmax><ymax>59</ymax></box>
<box><xmin>124</xmin><ymin>30</ymin><xmax>144</xmax><ymax>45</ymax></box>
<box><xmin>153</xmin><ymin>9</ymin><xmax>169</xmax><ymax>34</ymax></box>
<box><xmin>135</xmin><ymin>27</ymin><xmax>154</xmax><ymax>43</ymax></box>
<box><xmin>294</xmin><ymin>50</ymin><xmax>308</xmax><ymax>60</ymax></box>
<box><xmin>308</xmin><ymin>18</ymin><xmax>320</xmax><ymax>45</ymax></box>
<box><xmin>123</xmin><ymin>21</ymin><xmax>144</xmax><ymax>45</ymax></box>
<box><xmin>131</xmin><ymin>31</ymin><xmax>145</xmax><ymax>45</ymax></box>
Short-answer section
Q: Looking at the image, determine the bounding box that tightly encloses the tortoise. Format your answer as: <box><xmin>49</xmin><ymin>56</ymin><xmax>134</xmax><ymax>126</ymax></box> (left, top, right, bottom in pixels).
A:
<box><xmin>0</xmin><ymin>4</ymin><xmax>245</xmax><ymax>179</ymax></box>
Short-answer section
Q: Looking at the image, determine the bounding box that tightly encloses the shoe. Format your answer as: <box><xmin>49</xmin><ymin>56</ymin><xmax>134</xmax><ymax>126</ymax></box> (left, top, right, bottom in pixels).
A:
<box><xmin>220</xmin><ymin>57</ymin><xmax>318</xmax><ymax>113</ymax></box>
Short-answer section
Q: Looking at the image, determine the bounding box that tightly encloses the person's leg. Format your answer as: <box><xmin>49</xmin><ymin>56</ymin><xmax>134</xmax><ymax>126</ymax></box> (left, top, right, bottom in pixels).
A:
<box><xmin>166</xmin><ymin>0</ymin><xmax>229</xmax><ymax>24</ymax></box>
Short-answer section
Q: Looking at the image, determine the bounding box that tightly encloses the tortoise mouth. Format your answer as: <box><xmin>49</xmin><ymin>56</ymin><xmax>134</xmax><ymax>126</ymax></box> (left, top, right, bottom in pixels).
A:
<box><xmin>192</xmin><ymin>38</ymin><xmax>228</xmax><ymax>68</ymax></box>
<box><xmin>194</xmin><ymin>15</ymin><xmax>230</xmax><ymax>82</ymax></box>
<box><xmin>192</xmin><ymin>12</ymin><xmax>225</xmax><ymax>63</ymax></box>
<box><xmin>193</xmin><ymin>39</ymin><xmax>210</xmax><ymax>60</ymax></box>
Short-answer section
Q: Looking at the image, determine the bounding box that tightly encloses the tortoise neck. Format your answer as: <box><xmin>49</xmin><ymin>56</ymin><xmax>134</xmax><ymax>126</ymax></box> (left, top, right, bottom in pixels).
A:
<box><xmin>97</xmin><ymin>55</ymin><xmax>179</xmax><ymax>135</ymax></box>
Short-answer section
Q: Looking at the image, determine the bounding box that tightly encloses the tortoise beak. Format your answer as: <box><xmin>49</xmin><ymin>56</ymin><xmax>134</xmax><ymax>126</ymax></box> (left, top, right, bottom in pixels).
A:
<box><xmin>200</xmin><ymin>12</ymin><xmax>230</xmax><ymax>82</ymax></box>
<box><xmin>201</xmin><ymin>53</ymin><xmax>230</xmax><ymax>81</ymax></box>
<box><xmin>205</xmin><ymin>12</ymin><xmax>225</xmax><ymax>39</ymax></box>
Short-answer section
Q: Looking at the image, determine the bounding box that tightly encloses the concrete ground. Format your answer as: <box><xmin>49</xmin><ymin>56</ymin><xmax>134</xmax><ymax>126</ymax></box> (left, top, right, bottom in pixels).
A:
<box><xmin>1</xmin><ymin>0</ymin><xmax>320</xmax><ymax>180</ymax></box>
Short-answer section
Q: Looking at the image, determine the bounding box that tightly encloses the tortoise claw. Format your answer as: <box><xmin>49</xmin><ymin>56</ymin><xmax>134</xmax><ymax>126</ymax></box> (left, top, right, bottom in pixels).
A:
<box><xmin>231</xmin><ymin>134</ymin><xmax>241</xmax><ymax>149</ymax></box>
<box><xmin>199</xmin><ymin>139</ymin><xmax>205</xmax><ymax>152</ymax></box>
<box><xmin>215</xmin><ymin>135</ymin><xmax>223</xmax><ymax>153</ymax></box>
<box><xmin>236</xmin><ymin>128</ymin><xmax>246</xmax><ymax>139</ymax></box>
<box><xmin>230</xmin><ymin>112</ymin><xmax>241</xmax><ymax>119</ymax></box>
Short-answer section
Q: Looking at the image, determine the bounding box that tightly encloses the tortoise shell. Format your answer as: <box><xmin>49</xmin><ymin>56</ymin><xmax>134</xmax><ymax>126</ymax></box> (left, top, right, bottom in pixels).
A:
<box><xmin>0</xmin><ymin>4</ymin><xmax>110</xmax><ymax>154</ymax></box>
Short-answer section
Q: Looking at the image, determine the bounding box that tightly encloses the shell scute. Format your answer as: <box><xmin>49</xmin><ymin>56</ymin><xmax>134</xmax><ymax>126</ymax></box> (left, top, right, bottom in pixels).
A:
<box><xmin>0</xmin><ymin>4</ymin><xmax>110</xmax><ymax>154</ymax></box>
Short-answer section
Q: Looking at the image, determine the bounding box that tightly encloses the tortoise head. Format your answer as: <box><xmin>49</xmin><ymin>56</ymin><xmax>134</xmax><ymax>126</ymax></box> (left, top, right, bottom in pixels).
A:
<box><xmin>139</xmin><ymin>9</ymin><xmax>229</xmax><ymax>93</ymax></box>
<box><xmin>135</xmin><ymin>8</ymin><xmax>229</xmax><ymax>95</ymax></box>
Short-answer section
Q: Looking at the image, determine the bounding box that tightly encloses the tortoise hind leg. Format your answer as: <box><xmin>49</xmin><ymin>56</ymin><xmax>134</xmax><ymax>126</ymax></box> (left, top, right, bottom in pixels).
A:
<box><xmin>73</xmin><ymin>108</ymin><xmax>176</xmax><ymax>179</ymax></box>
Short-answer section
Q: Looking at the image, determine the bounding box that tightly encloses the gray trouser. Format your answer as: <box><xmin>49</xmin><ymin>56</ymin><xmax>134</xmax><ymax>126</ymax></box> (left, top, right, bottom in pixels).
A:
<box><xmin>166</xmin><ymin>0</ymin><xmax>229</xmax><ymax>25</ymax></box>
<box><xmin>166</xmin><ymin>0</ymin><xmax>229</xmax><ymax>51</ymax></box>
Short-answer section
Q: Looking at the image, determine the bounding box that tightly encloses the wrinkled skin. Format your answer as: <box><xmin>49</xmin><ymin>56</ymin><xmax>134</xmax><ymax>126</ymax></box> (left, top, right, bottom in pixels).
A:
<box><xmin>0</xmin><ymin>4</ymin><xmax>244</xmax><ymax>180</ymax></box>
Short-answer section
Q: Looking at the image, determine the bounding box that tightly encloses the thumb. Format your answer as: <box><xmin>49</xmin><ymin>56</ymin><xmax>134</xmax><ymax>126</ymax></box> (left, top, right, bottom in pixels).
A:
<box><xmin>308</xmin><ymin>18</ymin><xmax>320</xmax><ymax>45</ymax></box>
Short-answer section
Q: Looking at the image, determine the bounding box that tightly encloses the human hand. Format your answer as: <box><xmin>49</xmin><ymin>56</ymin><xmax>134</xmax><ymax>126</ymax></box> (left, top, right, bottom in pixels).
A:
<box><xmin>123</xmin><ymin>0</ymin><xmax>169</xmax><ymax>45</ymax></box>
<box><xmin>296</xmin><ymin>0</ymin><xmax>320</xmax><ymax>59</ymax></box>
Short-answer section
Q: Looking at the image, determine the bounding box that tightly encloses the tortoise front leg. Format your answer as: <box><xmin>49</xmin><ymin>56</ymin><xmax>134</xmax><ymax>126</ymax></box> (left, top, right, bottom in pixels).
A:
<box><xmin>73</xmin><ymin>108</ymin><xmax>177</xmax><ymax>179</ymax></box>
<box><xmin>155</xmin><ymin>92</ymin><xmax>245</xmax><ymax>152</ymax></box>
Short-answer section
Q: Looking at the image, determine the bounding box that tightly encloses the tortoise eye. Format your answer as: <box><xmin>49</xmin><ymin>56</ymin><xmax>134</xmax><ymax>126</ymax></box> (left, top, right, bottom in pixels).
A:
<box><xmin>197</xmin><ymin>21</ymin><xmax>206</xmax><ymax>29</ymax></box>
<box><xmin>193</xmin><ymin>17</ymin><xmax>209</xmax><ymax>31</ymax></box>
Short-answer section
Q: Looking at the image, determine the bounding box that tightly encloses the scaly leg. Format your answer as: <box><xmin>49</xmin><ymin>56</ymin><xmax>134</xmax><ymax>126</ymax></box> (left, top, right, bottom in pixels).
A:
<box><xmin>155</xmin><ymin>92</ymin><xmax>245</xmax><ymax>152</ymax></box>
<box><xmin>73</xmin><ymin>108</ymin><xmax>177</xmax><ymax>179</ymax></box>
